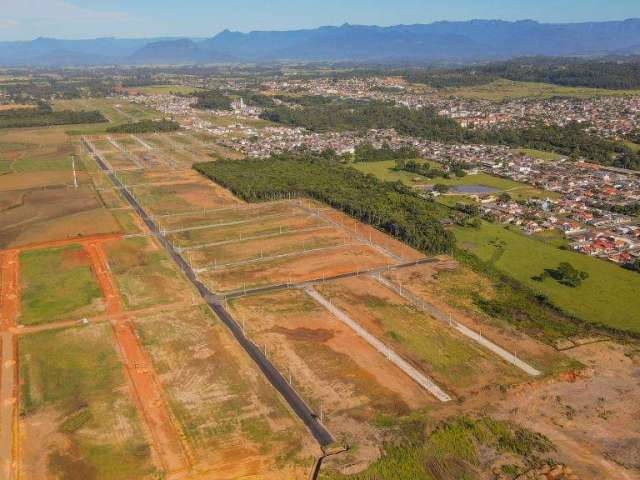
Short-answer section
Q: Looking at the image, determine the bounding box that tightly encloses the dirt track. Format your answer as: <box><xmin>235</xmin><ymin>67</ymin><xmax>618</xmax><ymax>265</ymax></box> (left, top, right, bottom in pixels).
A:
<box><xmin>0</xmin><ymin>250</ymin><xmax>19</xmax><ymax>480</ymax></box>
<box><xmin>84</xmin><ymin>240</ymin><xmax>189</xmax><ymax>476</ymax></box>
<box><xmin>0</xmin><ymin>250</ymin><xmax>19</xmax><ymax>330</ymax></box>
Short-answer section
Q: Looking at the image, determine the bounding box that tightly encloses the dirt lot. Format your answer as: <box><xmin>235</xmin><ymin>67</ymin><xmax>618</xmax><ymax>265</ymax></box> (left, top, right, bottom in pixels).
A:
<box><xmin>133</xmin><ymin>306</ymin><xmax>318</xmax><ymax>479</ymax></box>
<box><xmin>200</xmin><ymin>244</ymin><xmax>395</xmax><ymax>293</ymax></box>
<box><xmin>18</xmin><ymin>324</ymin><xmax>158</xmax><ymax>480</ymax></box>
<box><xmin>130</xmin><ymin>181</ymin><xmax>240</xmax><ymax>216</ymax></box>
<box><xmin>166</xmin><ymin>211</ymin><xmax>322</xmax><ymax>248</ymax></box>
<box><xmin>189</xmin><ymin>227</ymin><xmax>349</xmax><ymax>268</ymax></box>
<box><xmin>484</xmin><ymin>341</ymin><xmax>640</xmax><ymax>480</ymax></box>
<box><xmin>159</xmin><ymin>202</ymin><xmax>298</xmax><ymax>232</ymax></box>
<box><xmin>0</xmin><ymin>186</ymin><xmax>120</xmax><ymax>249</ymax></box>
<box><xmin>316</xmin><ymin>276</ymin><xmax>528</xmax><ymax>398</ymax></box>
<box><xmin>229</xmin><ymin>290</ymin><xmax>431</xmax><ymax>472</ymax></box>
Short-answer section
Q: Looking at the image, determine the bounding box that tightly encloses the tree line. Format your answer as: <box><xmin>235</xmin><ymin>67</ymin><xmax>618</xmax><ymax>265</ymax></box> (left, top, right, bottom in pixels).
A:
<box><xmin>194</xmin><ymin>152</ymin><xmax>454</xmax><ymax>255</ymax></box>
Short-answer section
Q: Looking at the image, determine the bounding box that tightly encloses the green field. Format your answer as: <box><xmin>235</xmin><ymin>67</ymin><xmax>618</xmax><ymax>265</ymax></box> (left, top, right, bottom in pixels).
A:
<box><xmin>19</xmin><ymin>245</ymin><xmax>104</xmax><ymax>325</ymax></box>
<box><xmin>445</xmin><ymin>79</ymin><xmax>640</xmax><ymax>101</ymax></box>
<box><xmin>353</xmin><ymin>160</ymin><xmax>553</xmax><ymax>200</ymax></box>
<box><xmin>512</xmin><ymin>148</ymin><xmax>563</xmax><ymax>161</ymax></box>
<box><xmin>454</xmin><ymin>221</ymin><xmax>640</xmax><ymax>333</ymax></box>
<box><xmin>19</xmin><ymin>324</ymin><xmax>156</xmax><ymax>479</ymax></box>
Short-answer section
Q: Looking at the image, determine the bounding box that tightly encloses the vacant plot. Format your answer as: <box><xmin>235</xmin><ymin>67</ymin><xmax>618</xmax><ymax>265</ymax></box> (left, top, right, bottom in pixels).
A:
<box><xmin>229</xmin><ymin>290</ymin><xmax>430</xmax><ymax>468</ymax></box>
<box><xmin>133</xmin><ymin>306</ymin><xmax>316</xmax><ymax>478</ymax></box>
<box><xmin>454</xmin><ymin>221</ymin><xmax>640</xmax><ymax>334</ymax></box>
<box><xmin>130</xmin><ymin>181</ymin><xmax>239</xmax><ymax>216</ymax></box>
<box><xmin>0</xmin><ymin>127</ymin><xmax>75</xmax><ymax>173</ymax></box>
<box><xmin>0</xmin><ymin>170</ymin><xmax>84</xmax><ymax>192</ymax></box>
<box><xmin>159</xmin><ymin>202</ymin><xmax>297</xmax><ymax>232</ymax></box>
<box><xmin>104</xmin><ymin>237</ymin><xmax>192</xmax><ymax>310</ymax></box>
<box><xmin>168</xmin><ymin>211</ymin><xmax>325</xmax><ymax>249</ymax></box>
<box><xmin>19</xmin><ymin>324</ymin><xmax>157</xmax><ymax>479</ymax></box>
<box><xmin>19</xmin><ymin>244</ymin><xmax>105</xmax><ymax>325</ymax></box>
<box><xmin>315</xmin><ymin>276</ymin><xmax>527</xmax><ymax>396</ymax></box>
<box><xmin>200</xmin><ymin>244</ymin><xmax>394</xmax><ymax>293</ymax></box>
<box><xmin>313</xmin><ymin>205</ymin><xmax>427</xmax><ymax>261</ymax></box>
<box><xmin>190</xmin><ymin>227</ymin><xmax>348</xmax><ymax>269</ymax></box>
<box><xmin>0</xmin><ymin>185</ymin><xmax>120</xmax><ymax>248</ymax></box>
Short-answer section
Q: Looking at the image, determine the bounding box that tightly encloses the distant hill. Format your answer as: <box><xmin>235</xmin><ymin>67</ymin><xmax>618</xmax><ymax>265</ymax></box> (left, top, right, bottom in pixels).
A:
<box><xmin>126</xmin><ymin>39</ymin><xmax>236</xmax><ymax>65</ymax></box>
<box><xmin>2</xmin><ymin>19</ymin><xmax>640</xmax><ymax>66</ymax></box>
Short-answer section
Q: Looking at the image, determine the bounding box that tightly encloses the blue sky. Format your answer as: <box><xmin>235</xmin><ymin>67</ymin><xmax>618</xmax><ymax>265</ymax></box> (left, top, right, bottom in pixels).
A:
<box><xmin>2</xmin><ymin>0</ymin><xmax>640</xmax><ymax>40</ymax></box>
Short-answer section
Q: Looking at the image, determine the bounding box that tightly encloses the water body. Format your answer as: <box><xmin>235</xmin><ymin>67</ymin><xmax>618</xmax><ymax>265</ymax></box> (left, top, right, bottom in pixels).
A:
<box><xmin>449</xmin><ymin>184</ymin><xmax>499</xmax><ymax>194</ymax></box>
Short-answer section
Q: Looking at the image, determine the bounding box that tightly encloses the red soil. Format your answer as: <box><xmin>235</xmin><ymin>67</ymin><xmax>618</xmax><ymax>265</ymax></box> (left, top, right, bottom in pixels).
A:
<box><xmin>0</xmin><ymin>250</ymin><xmax>19</xmax><ymax>331</ymax></box>
<box><xmin>84</xmin><ymin>240</ymin><xmax>189</xmax><ymax>476</ymax></box>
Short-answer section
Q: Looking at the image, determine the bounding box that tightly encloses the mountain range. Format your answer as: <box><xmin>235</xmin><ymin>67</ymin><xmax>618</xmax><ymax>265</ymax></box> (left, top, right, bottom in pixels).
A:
<box><xmin>2</xmin><ymin>19</ymin><xmax>640</xmax><ymax>66</ymax></box>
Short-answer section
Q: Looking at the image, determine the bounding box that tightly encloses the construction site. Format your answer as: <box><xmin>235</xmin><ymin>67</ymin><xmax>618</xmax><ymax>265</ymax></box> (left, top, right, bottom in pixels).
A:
<box><xmin>0</xmin><ymin>121</ymin><xmax>638</xmax><ymax>480</ymax></box>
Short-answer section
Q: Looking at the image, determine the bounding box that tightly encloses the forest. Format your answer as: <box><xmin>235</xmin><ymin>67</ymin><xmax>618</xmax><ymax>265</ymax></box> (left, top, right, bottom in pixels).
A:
<box><xmin>191</xmin><ymin>90</ymin><xmax>233</xmax><ymax>110</ymax></box>
<box><xmin>194</xmin><ymin>152</ymin><xmax>454</xmax><ymax>255</ymax></box>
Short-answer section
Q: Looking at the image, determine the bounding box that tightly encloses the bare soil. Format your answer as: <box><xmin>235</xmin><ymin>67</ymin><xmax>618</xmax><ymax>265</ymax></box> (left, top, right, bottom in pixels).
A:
<box><xmin>229</xmin><ymin>290</ymin><xmax>431</xmax><ymax>470</ymax></box>
<box><xmin>200</xmin><ymin>244</ymin><xmax>394</xmax><ymax>293</ymax></box>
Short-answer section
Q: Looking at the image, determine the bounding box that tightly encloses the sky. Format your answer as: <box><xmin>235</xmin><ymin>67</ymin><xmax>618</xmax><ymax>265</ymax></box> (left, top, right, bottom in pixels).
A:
<box><xmin>2</xmin><ymin>0</ymin><xmax>640</xmax><ymax>41</ymax></box>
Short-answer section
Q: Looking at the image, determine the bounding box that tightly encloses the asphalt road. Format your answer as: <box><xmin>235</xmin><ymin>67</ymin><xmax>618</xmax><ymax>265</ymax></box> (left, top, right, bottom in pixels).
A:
<box><xmin>84</xmin><ymin>137</ymin><xmax>335</xmax><ymax>447</ymax></box>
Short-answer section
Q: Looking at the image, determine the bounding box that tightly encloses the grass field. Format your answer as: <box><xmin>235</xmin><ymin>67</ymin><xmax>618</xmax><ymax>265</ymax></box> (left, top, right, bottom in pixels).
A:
<box><xmin>133</xmin><ymin>306</ymin><xmax>315</xmax><ymax>476</ymax></box>
<box><xmin>19</xmin><ymin>324</ymin><xmax>156</xmax><ymax>479</ymax></box>
<box><xmin>19</xmin><ymin>245</ymin><xmax>105</xmax><ymax>325</ymax></box>
<box><xmin>444</xmin><ymin>79</ymin><xmax>640</xmax><ymax>101</ymax></box>
<box><xmin>105</xmin><ymin>237</ymin><xmax>192</xmax><ymax>310</ymax></box>
<box><xmin>353</xmin><ymin>160</ymin><xmax>553</xmax><ymax>200</ymax></box>
<box><xmin>454</xmin><ymin>221</ymin><xmax>640</xmax><ymax>333</ymax></box>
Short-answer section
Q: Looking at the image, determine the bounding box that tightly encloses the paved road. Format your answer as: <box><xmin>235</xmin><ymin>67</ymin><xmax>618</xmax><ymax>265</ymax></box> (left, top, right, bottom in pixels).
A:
<box><xmin>83</xmin><ymin>137</ymin><xmax>335</xmax><ymax>447</ymax></box>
